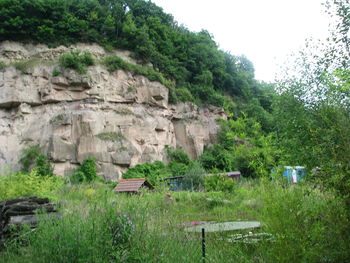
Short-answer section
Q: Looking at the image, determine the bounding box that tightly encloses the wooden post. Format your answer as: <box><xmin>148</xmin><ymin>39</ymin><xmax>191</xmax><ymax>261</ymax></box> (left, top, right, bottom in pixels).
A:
<box><xmin>202</xmin><ymin>228</ymin><xmax>206</xmax><ymax>262</ymax></box>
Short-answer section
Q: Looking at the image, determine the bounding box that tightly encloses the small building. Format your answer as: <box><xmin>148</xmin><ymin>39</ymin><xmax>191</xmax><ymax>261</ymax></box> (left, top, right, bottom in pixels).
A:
<box><xmin>226</xmin><ymin>171</ymin><xmax>241</xmax><ymax>180</ymax></box>
<box><xmin>162</xmin><ymin>176</ymin><xmax>185</xmax><ymax>191</ymax></box>
<box><xmin>163</xmin><ymin>171</ymin><xmax>241</xmax><ymax>191</ymax></box>
<box><xmin>114</xmin><ymin>178</ymin><xmax>153</xmax><ymax>193</ymax></box>
<box><xmin>283</xmin><ymin>166</ymin><xmax>306</xmax><ymax>183</ymax></box>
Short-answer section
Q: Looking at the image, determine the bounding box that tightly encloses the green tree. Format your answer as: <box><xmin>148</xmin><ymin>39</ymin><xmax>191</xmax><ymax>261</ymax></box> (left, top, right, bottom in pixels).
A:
<box><xmin>273</xmin><ymin>0</ymin><xmax>350</xmax><ymax>199</ymax></box>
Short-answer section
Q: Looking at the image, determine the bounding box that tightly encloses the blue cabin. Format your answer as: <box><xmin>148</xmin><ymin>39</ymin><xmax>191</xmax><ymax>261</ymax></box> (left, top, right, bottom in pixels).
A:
<box><xmin>283</xmin><ymin>166</ymin><xmax>306</xmax><ymax>183</ymax></box>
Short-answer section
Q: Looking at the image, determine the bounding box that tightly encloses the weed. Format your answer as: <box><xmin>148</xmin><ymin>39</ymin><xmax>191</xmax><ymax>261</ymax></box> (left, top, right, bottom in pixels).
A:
<box><xmin>49</xmin><ymin>114</ymin><xmax>65</xmax><ymax>124</ymax></box>
<box><xmin>52</xmin><ymin>67</ymin><xmax>62</xmax><ymax>77</ymax></box>
<box><xmin>127</xmin><ymin>85</ymin><xmax>136</xmax><ymax>93</ymax></box>
<box><xmin>58</xmin><ymin>50</ymin><xmax>95</xmax><ymax>74</ymax></box>
<box><xmin>114</xmin><ymin>108</ymin><xmax>133</xmax><ymax>115</ymax></box>
<box><xmin>117</xmin><ymin>146</ymin><xmax>128</xmax><ymax>152</ymax></box>
<box><xmin>12</xmin><ymin>59</ymin><xmax>39</xmax><ymax>73</ymax></box>
<box><xmin>0</xmin><ymin>61</ymin><xmax>6</xmax><ymax>70</ymax></box>
<box><xmin>96</xmin><ymin>131</ymin><xmax>125</xmax><ymax>142</ymax></box>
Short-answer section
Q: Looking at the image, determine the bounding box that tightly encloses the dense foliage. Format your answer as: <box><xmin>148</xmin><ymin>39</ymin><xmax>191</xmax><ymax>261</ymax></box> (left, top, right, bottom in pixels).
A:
<box><xmin>122</xmin><ymin>160</ymin><xmax>170</xmax><ymax>186</ymax></box>
<box><xmin>70</xmin><ymin>157</ymin><xmax>99</xmax><ymax>183</ymax></box>
<box><xmin>19</xmin><ymin>146</ymin><xmax>54</xmax><ymax>177</ymax></box>
<box><xmin>273</xmin><ymin>0</ymin><xmax>350</xmax><ymax>202</ymax></box>
<box><xmin>0</xmin><ymin>0</ymin><xmax>272</xmax><ymax>112</ymax></box>
<box><xmin>200</xmin><ymin>117</ymin><xmax>278</xmax><ymax>177</ymax></box>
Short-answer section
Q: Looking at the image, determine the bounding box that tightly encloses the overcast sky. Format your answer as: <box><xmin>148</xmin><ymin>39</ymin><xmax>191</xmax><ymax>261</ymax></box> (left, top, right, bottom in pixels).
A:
<box><xmin>151</xmin><ymin>0</ymin><xmax>330</xmax><ymax>82</ymax></box>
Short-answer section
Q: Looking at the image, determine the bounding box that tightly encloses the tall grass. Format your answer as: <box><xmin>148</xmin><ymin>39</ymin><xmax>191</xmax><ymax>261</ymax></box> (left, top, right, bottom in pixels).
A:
<box><xmin>1</xmin><ymin>180</ymin><xmax>349</xmax><ymax>262</ymax></box>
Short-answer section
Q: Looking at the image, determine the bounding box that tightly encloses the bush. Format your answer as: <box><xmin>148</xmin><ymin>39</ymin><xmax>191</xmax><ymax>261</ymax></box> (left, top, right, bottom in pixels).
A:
<box><xmin>166</xmin><ymin>147</ymin><xmax>193</xmax><ymax>178</ymax></box>
<box><xmin>34</xmin><ymin>154</ymin><xmax>54</xmax><ymax>177</ymax></box>
<box><xmin>103</xmin><ymin>56</ymin><xmax>128</xmax><ymax>71</ymax></box>
<box><xmin>166</xmin><ymin>147</ymin><xmax>192</xmax><ymax>166</ymax></box>
<box><xmin>254</xmin><ymin>179</ymin><xmax>350</xmax><ymax>263</ymax></box>
<box><xmin>204</xmin><ymin>174</ymin><xmax>237</xmax><ymax>192</ymax></box>
<box><xmin>0</xmin><ymin>171</ymin><xmax>64</xmax><ymax>201</ymax></box>
<box><xmin>174</xmin><ymin>88</ymin><xmax>195</xmax><ymax>102</ymax></box>
<box><xmin>199</xmin><ymin>145</ymin><xmax>234</xmax><ymax>171</ymax></box>
<box><xmin>19</xmin><ymin>146</ymin><xmax>54</xmax><ymax>176</ymax></box>
<box><xmin>122</xmin><ymin>161</ymin><xmax>170</xmax><ymax>186</ymax></box>
<box><xmin>59</xmin><ymin>50</ymin><xmax>95</xmax><ymax>74</ymax></box>
<box><xmin>70</xmin><ymin>158</ymin><xmax>98</xmax><ymax>183</ymax></box>
<box><xmin>182</xmin><ymin>161</ymin><xmax>206</xmax><ymax>191</ymax></box>
<box><xmin>20</xmin><ymin>146</ymin><xmax>41</xmax><ymax>172</ymax></box>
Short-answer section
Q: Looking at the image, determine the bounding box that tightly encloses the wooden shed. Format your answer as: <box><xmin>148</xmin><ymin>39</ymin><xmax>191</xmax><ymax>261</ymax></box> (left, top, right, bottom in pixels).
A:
<box><xmin>114</xmin><ymin>179</ymin><xmax>153</xmax><ymax>193</ymax></box>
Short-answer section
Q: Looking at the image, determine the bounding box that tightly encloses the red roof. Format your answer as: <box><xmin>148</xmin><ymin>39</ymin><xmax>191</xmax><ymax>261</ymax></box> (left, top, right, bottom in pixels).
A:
<box><xmin>114</xmin><ymin>178</ymin><xmax>153</xmax><ymax>193</ymax></box>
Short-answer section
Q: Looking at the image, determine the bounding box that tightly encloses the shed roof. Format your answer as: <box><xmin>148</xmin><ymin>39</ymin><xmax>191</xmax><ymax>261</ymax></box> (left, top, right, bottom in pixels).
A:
<box><xmin>227</xmin><ymin>171</ymin><xmax>241</xmax><ymax>177</ymax></box>
<box><xmin>114</xmin><ymin>178</ymin><xmax>153</xmax><ymax>193</ymax></box>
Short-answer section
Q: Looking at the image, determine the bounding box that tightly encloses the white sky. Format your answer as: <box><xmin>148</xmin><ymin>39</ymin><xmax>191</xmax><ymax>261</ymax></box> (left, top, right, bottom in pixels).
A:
<box><xmin>151</xmin><ymin>0</ymin><xmax>330</xmax><ymax>82</ymax></box>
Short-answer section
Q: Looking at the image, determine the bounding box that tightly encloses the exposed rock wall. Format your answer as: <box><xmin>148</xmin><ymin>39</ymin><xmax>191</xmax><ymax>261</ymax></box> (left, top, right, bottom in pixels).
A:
<box><xmin>0</xmin><ymin>42</ymin><xmax>226</xmax><ymax>181</ymax></box>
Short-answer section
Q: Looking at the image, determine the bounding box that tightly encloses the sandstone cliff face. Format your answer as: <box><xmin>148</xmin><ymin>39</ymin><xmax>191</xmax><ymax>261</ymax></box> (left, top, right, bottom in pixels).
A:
<box><xmin>0</xmin><ymin>42</ymin><xmax>226</xmax><ymax>181</ymax></box>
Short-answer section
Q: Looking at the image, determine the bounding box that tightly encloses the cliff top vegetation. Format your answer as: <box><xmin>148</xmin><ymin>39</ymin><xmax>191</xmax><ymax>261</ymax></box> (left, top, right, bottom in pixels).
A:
<box><xmin>0</xmin><ymin>0</ymin><xmax>273</xmax><ymax>124</ymax></box>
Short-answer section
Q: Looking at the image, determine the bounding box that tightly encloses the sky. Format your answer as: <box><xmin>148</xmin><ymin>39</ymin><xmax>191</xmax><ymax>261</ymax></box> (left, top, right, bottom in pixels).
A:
<box><xmin>151</xmin><ymin>0</ymin><xmax>330</xmax><ymax>82</ymax></box>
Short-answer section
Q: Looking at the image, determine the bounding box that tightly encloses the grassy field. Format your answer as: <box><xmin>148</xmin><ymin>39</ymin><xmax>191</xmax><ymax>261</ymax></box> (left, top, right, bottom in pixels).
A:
<box><xmin>1</xmin><ymin>179</ymin><xmax>349</xmax><ymax>263</ymax></box>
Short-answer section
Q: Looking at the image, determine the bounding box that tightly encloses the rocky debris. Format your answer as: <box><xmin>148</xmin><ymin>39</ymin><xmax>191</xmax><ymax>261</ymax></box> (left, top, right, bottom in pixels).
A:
<box><xmin>0</xmin><ymin>196</ymin><xmax>58</xmax><ymax>247</ymax></box>
<box><xmin>0</xmin><ymin>42</ymin><xmax>226</xmax><ymax>181</ymax></box>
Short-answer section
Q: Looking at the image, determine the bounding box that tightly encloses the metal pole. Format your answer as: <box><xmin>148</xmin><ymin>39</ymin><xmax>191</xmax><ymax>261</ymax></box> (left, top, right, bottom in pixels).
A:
<box><xmin>202</xmin><ymin>228</ymin><xmax>206</xmax><ymax>263</ymax></box>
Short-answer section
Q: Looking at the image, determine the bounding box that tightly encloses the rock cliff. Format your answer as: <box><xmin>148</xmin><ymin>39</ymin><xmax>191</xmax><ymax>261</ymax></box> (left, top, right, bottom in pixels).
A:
<box><xmin>0</xmin><ymin>42</ymin><xmax>226</xmax><ymax>181</ymax></box>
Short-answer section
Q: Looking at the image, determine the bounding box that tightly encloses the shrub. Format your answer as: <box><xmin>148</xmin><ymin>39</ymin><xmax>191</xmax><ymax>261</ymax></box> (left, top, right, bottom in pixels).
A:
<box><xmin>122</xmin><ymin>161</ymin><xmax>170</xmax><ymax>186</ymax></box>
<box><xmin>19</xmin><ymin>146</ymin><xmax>54</xmax><ymax>176</ymax></box>
<box><xmin>34</xmin><ymin>154</ymin><xmax>54</xmax><ymax>177</ymax></box>
<box><xmin>174</xmin><ymin>87</ymin><xmax>195</xmax><ymax>102</ymax></box>
<box><xmin>182</xmin><ymin>161</ymin><xmax>206</xmax><ymax>191</ymax></box>
<box><xmin>165</xmin><ymin>147</ymin><xmax>193</xmax><ymax>178</ymax></box>
<box><xmin>0</xmin><ymin>171</ymin><xmax>64</xmax><ymax>201</ymax></box>
<box><xmin>58</xmin><ymin>50</ymin><xmax>95</xmax><ymax>74</ymax></box>
<box><xmin>166</xmin><ymin>147</ymin><xmax>192</xmax><ymax>166</ymax></box>
<box><xmin>199</xmin><ymin>145</ymin><xmax>234</xmax><ymax>171</ymax></box>
<box><xmin>255</xmin><ymin>179</ymin><xmax>350</xmax><ymax>263</ymax></box>
<box><xmin>20</xmin><ymin>145</ymin><xmax>41</xmax><ymax>172</ymax></box>
<box><xmin>103</xmin><ymin>56</ymin><xmax>128</xmax><ymax>71</ymax></box>
<box><xmin>70</xmin><ymin>158</ymin><xmax>98</xmax><ymax>183</ymax></box>
<box><xmin>204</xmin><ymin>174</ymin><xmax>237</xmax><ymax>192</ymax></box>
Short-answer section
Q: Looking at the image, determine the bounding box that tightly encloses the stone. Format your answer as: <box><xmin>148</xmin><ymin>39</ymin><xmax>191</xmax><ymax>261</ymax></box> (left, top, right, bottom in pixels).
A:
<box><xmin>18</xmin><ymin>103</ymin><xmax>32</xmax><ymax>114</ymax></box>
<box><xmin>51</xmin><ymin>76</ymin><xmax>69</xmax><ymax>87</ymax></box>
